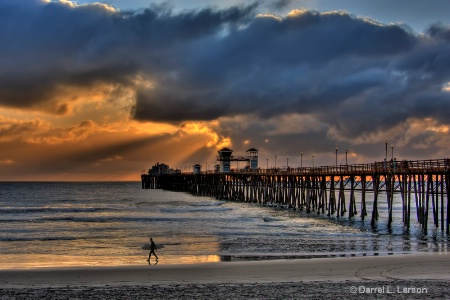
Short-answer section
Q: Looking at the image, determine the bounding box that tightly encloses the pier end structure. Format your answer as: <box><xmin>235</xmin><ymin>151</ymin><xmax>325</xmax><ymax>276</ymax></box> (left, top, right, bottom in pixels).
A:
<box><xmin>193</xmin><ymin>164</ymin><xmax>202</xmax><ymax>174</ymax></box>
<box><xmin>246</xmin><ymin>148</ymin><xmax>258</xmax><ymax>169</ymax></box>
<box><xmin>217</xmin><ymin>147</ymin><xmax>259</xmax><ymax>172</ymax></box>
<box><xmin>217</xmin><ymin>148</ymin><xmax>233</xmax><ymax>172</ymax></box>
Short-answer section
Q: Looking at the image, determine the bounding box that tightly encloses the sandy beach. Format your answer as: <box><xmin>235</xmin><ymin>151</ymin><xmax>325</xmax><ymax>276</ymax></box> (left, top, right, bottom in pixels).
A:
<box><xmin>1</xmin><ymin>253</ymin><xmax>449</xmax><ymax>299</ymax></box>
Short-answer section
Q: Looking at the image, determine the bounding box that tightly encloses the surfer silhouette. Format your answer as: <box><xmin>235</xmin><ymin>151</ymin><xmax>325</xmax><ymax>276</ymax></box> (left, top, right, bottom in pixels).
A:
<box><xmin>147</xmin><ymin>238</ymin><xmax>158</xmax><ymax>261</ymax></box>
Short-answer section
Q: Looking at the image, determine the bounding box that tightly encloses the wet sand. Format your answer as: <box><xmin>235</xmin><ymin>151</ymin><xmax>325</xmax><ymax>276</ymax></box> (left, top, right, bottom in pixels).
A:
<box><xmin>1</xmin><ymin>253</ymin><xmax>449</xmax><ymax>299</ymax></box>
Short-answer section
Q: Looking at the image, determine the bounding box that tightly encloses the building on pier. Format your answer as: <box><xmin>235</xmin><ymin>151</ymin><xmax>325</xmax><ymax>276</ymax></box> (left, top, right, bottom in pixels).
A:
<box><xmin>217</xmin><ymin>148</ymin><xmax>233</xmax><ymax>172</ymax></box>
<box><xmin>149</xmin><ymin>162</ymin><xmax>169</xmax><ymax>175</ymax></box>
<box><xmin>246</xmin><ymin>148</ymin><xmax>258</xmax><ymax>169</ymax></box>
<box><xmin>193</xmin><ymin>164</ymin><xmax>202</xmax><ymax>174</ymax></box>
<box><xmin>148</xmin><ymin>162</ymin><xmax>180</xmax><ymax>175</ymax></box>
<box><xmin>217</xmin><ymin>147</ymin><xmax>258</xmax><ymax>172</ymax></box>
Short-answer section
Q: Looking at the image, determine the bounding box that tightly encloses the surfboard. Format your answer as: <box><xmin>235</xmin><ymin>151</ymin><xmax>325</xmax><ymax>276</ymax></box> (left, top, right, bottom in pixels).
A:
<box><xmin>142</xmin><ymin>244</ymin><xmax>164</xmax><ymax>250</ymax></box>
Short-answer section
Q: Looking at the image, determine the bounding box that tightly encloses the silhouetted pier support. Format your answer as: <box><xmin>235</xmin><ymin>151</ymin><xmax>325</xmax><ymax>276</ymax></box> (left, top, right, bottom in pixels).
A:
<box><xmin>141</xmin><ymin>174</ymin><xmax>159</xmax><ymax>189</ymax></box>
<box><xmin>141</xmin><ymin>159</ymin><xmax>450</xmax><ymax>235</ymax></box>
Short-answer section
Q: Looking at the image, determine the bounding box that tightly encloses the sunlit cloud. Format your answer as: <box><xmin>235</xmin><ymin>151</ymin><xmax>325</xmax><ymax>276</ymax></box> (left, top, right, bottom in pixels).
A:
<box><xmin>0</xmin><ymin>159</ymin><xmax>14</xmax><ymax>165</ymax></box>
<box><xmin>442</xmin><ymin>82</ymin><xmax>450</xmax><ymax>92</ymax></box>
<box><xmin>0</xmin><ymin>116</ymin><xmax>96</xmax><ymax>144</ymax></box>
<box><xmin>256</xmin><ymin>13</ymin><xmax>282</xmax><ymax>21</ymax></box>
<box><xmin>95</xmin><ymin>155</ymin><xmax>123</xmax><ymax>166</ymax></box>
<box><xmin>287</xmin><ymin>8</ymin><xmax>310</xmax><ymax>17</ymax></box>
<box><xmin>43</xmin><ymin>0</ymin><xmax>117</xmax><ymax>12</ymax></box>
<box><xmin>180</xmin><ymin>121</ymin><xmax>231</xmax><ymax>149</ymax></box>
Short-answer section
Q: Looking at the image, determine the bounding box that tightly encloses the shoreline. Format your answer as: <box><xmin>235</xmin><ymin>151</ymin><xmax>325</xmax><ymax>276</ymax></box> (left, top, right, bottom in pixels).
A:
<box><xmin>1</xmin><ymin>253</ymin><xmax>449</xmax><ymax>287</ymax></box>
<box><xmin>1</xmin><ymin>253</ymin><xmax>449</xmax><ymax>299</ymax></box>
<box><xmin>0</xmin><ymin>251</ymin><xmax>423</xmax><ymax>271</ymax></box>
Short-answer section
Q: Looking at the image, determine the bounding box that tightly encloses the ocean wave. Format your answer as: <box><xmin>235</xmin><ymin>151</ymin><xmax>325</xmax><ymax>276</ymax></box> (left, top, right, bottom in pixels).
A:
<box><xmin>192</xmin><ymin>202</ymin><xmax>225</xmax><ymax>207</ymax></box>
<box><xmin>159</xmin><ymin>206</ymin><xmax>232</xmax><ymax>213</ymax></box>
<box><xmin>262</xmin><ymin>217</ymin><xmax>282</xmax><ymax>222</ymax></box>
<box><xmin>134</xmin><ymin>200</ymin><xmax>189</xmax><ymax>207</ymax></box>
<box><xmin>258</xmin><ymin>223</ymin><xmax>289</xmax><ymax>229</ymax></box>
<box><xmin>0</xmin><ymin>236</ymin><xmax>78</xmax><ymax>242</ymax></box>
<box><xmin>0</xmin><ymin>214</ymin><xmax>230</xmax><ymax>225</ymax></box>
<box><xmin>0</xmin><ymin>215</ymin><xmax>224</xmax><ymax>224</ymax></box>
<box><xmin>0</xmin><ymin>207</ymin><xmax>107</xmax><ymax>214</ymax></box>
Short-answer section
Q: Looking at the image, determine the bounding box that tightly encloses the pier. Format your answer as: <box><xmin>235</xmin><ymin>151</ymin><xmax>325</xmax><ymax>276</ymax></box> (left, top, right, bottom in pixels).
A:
<box><xmin>142</xmin><ymin>158</ymin><xmax>450</xmax><ymax>235</ymax></box>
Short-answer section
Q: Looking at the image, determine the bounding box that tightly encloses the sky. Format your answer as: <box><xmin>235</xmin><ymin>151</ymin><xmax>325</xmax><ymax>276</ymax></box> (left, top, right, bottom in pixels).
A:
<box><xmin>1</xmin><ymin>0</ymin><xmax>450</xmax><ymax>181</ymax></box>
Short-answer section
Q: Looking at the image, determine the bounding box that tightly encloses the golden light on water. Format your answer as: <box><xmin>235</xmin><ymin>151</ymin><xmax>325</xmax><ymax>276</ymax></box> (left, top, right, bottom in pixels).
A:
<box><xmin>0</xmin><ymin>234</ymin><xmax>223</xmax><ymax>270</ymax></box>
<box><xmin>159</xmin><ymin>255</ymin><xmax>222</xmax><ymax>265</ymax></box>
<box><xmin>0</xmin><ymin>254</ymin><xmax>222</xmax><ymax>270</ymax></box>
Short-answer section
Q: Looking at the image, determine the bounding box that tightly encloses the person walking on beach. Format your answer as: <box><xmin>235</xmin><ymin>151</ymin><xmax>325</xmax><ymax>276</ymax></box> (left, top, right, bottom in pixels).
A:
<box><xmin>147</xmin><ymin>238</ymin><xmax>158</xmax><ymax>261</ymax></box>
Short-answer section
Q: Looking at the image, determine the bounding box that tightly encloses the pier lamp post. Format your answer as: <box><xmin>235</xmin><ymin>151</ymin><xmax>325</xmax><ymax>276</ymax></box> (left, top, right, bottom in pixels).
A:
<box><xmin>335</xmin><ymin>147</ymin><xmax>338</xmax><ymax>167</ymax></box>
<box><xmin>391</xmin><ymin>145</ymin><xmax>394</xmax><ymax>161</ymax></box>
<box><xmin>287</xmin><ymin>157</ymin><xmax>289</xmax><ymax>168</ymax></box>
<box><xmin>345</xmin><ymin>150</ymin><xmax>348</xmax><ymax>165</ymax></box>
<box><xmin>275</xmin><ymin>155</ymin><xmax>277</xmax><ymax>168</ymax></box>
<box><xmin>385</xmin><ymin>140</ymin><xmax>388</xmax><ymax>161</ymax></box>
<box><xmin>266</xmin><ymin>158</ymin><xmax>268</xmax><ymax>170</ymax></box>
<box><xmin>312</xmin><ymin>155</ymin><xmax>315</xmax><ymax>168</ymax></box>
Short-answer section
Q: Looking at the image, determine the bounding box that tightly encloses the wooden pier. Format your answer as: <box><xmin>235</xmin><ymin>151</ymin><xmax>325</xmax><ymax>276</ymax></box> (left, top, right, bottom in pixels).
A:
<box><xmin>142</xmin><ymin>158</ymin><xmax>450</xmax><ymax>235</ymax></box>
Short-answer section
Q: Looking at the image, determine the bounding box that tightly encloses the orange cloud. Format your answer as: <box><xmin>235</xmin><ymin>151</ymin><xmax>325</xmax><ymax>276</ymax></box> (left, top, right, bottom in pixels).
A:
<box><xmin>180</xmin><ymin>121</ymin><xmax>231</xmax><ymax>149</ymax></box>
<box><xmin>0</xmin><ymin>159</ymin><xmax>14</xmax><ymax>165</ymax></box>
<box><xmin>0</xmin><ymin>116</ymin><xmax>97</xmax><ymax>144</ymax></box>
<box><xmin>0</xmin><ymin>110</ymin><xmax>233</xmax><ymax>180</ymax></box>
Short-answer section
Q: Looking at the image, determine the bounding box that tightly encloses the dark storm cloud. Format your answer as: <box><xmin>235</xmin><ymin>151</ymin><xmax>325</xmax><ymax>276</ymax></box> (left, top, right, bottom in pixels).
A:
<box><xmin>267</xmin><ymin>0</ymin><xmax>295</xmax><ymax>10</ymax></box>
<box><xmin>2</xmin><ymin>0</ymin><xmax>450</xmax><ymax>140</ymax></box>
<box><xmin>426</xmin><ymin>23</ymin><xmax>450</xmax><ymax>41</ymax></box>
<box><xmin>130</xmin><ymin>7</ymin><xmax>447</xmax><ymax>138</ymax></box>
<box><xmin>0</xmin><ymin>0</ymin><xmax>257</xmax><ymax>110</ymax></box>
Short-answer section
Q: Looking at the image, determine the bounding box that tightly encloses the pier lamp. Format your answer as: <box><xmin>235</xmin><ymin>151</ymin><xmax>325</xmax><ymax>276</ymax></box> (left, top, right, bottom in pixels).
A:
<box><xmin>391</xmin><ymin>145</ymin><xmax>394</xmax><ymax>161</ymax></box>
<box><xmin>335</xmin><ymin>147</ymin><xmax>338</xmax><ymax>166</ymax></box>
<box><xmin>275</xmin><ymin>155</ymin><xmax>277</xmax><ymax>168</ymax></box>
<box><xmin>301</xmin><ymin>152</ymin><xmax>303</xmax><ymax>169</ymax></box>
<box><xmin>313</xmin><ymin>155</ymin><xmax>315</xmax><ymax>168</ymax></box>
<box><xmin>345</xmin><ymin>150</ymin><xmax>348</xmax><ymax>165</ymax></box>
<box><xmin>266</xmin><ymin>158</ymin><xmax>268</xmax><ymax>169</ymax></box>
<box><xmin>385</xmin><ymin>140</ymin><xmax>388</xmax><ymax>161</ymax></box>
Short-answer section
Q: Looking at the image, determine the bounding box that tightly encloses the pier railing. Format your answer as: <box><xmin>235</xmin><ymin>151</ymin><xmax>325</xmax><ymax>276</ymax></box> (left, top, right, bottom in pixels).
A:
<box><xmin>143</xmin><ymin>158</ymin><xmax>449</xmax><ymax>176</ymax></box>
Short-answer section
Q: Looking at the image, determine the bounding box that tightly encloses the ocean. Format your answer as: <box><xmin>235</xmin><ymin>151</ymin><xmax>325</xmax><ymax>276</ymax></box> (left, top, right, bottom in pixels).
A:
<box><xmin>0</xmin><ymin>181</ymin><xmax>447</xmax><ymax>269</ymax></box>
